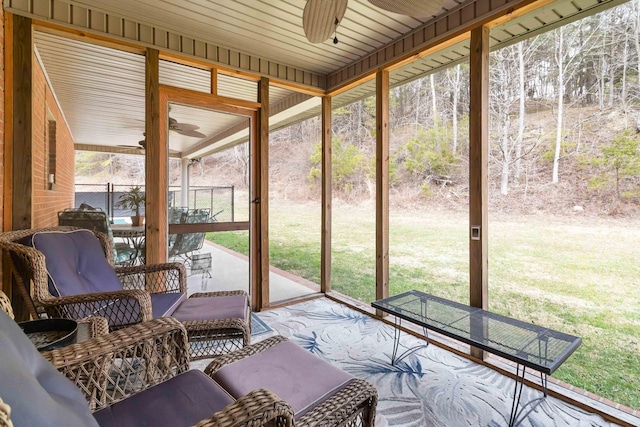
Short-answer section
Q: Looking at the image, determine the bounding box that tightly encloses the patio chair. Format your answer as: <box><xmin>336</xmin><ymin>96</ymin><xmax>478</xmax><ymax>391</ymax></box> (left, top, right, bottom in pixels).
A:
<box><xmin>0</xmin><ymin>305</ymin><xmax>294</xmax><ymax>427</ymax></box>
<box><xmin>168</xmin><ymin>206</ymin><xmax>188</xmax><ymax>247</ymax></box>
<box><xmin>0</xmin><ymin>227</ymin><xmax>251</xmax><ymax>359</ymax></box>
<box><xmin>58</xmin><ymin>208</ymin><xmax>137</xmax><ymax>266</ymax></box>
<box><xmin>169</xmin><ymin>209</ymin><xmax>210</xmax><ymax>266</ymax></box>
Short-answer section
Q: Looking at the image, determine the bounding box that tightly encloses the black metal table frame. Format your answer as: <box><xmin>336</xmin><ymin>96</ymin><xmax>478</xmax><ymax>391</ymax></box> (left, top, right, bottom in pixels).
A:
<box><xmin>373</xmin><ymin>290</ymin><xmax>582</xmax><ymax>427</ymax></box>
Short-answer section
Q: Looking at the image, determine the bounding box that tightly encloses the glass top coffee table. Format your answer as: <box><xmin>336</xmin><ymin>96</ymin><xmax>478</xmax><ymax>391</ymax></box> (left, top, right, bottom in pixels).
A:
<box><xmin>372</xmin><ymin>290</ymin><xmax>582</xmax><ymax>426</ymax></box>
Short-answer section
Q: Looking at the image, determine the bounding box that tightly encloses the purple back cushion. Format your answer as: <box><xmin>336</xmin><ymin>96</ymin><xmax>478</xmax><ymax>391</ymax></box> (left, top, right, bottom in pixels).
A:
<box><xmin>28</xmin><ymin>230</ymin><xmax>123</xmax><ymax>296</ymax></box>
<box><xmin>0</xmin><ymin>310</ymin><xmax>99</xmax><ymax>426</ymax></box>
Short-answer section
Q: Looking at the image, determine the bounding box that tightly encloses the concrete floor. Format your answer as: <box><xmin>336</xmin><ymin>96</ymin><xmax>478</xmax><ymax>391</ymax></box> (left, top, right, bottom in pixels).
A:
<box><xmin>185</xmin><ymin>241</ymin><xmax>319</xmax><ymax>303</ymax></box>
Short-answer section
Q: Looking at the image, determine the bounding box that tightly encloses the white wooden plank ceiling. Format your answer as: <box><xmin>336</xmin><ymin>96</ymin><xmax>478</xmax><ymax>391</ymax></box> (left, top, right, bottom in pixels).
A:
<box><xmin>65</xmin><ymin>0</ymin><xmax>457</xmax><ymax>75</ymax></box>
<box><xmin>31</xmin><ymin>0</ymin><xmax>625</xmax><ymax>158</ymax></box>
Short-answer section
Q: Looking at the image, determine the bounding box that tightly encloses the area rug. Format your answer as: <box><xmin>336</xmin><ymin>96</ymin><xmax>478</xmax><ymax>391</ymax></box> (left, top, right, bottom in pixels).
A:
<box><xmin>252</xmin><ymin>298</ymin><xmax>619</xmax><ymax>427</ymax></box>
<box><xmin>250</xmin><ymin>312</ymin><xmax>273</xmax><ymax>337</ymax></box>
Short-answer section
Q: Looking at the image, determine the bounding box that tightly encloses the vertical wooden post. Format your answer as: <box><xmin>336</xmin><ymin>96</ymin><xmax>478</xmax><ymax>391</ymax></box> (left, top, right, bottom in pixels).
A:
<box><xmin>250</xmin><ymin>111</ymin><xmax>260</xmax><ymax>310</ymax></box>
<box><xmin>6</xmin><ymin>14</ymin><xmax>33</xmax><ymax>319</ymax></box>
<box><xmin>320</xmin><ymin>95</ymin><xmax>332</xmax><ymax>294</ymax></box>
<box><xmin>145</xmin><ymin>48</ymin><xmax>167</xmax><ymax>264</ymax></box>
<box><xmin>11</xmin><ymin>15</ymin><xmax>32</xmax><ymax>232</ymax></box>
<box><xmin>469</xmin><ymin>26</ymin><xmax>489</xmax><ymax>359</ymax></box>
<box><xmin>2</xmin><ymin>12</ymin><xmax>14</xmax><ymax>300</ymax></box>
<box><xmin>252</xmin><ymin>77</ymin><xmax>269</xmax><ymax>310</ymax></box>
<box><xmin>376</xmin><ymin>70</ymin><xmax>390</xmax><ymax>308</ymax></box>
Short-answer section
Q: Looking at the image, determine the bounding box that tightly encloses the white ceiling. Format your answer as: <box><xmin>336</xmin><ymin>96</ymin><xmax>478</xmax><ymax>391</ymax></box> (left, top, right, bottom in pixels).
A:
<box><xmin>31</xmin><ymin>0</ymin><xmax>622</xmax><ymax>159</ymax></box>
<box><xmin>67</xmin><ymin>0</ymin><xmax>462</xmax><ymax>75</ymax></box>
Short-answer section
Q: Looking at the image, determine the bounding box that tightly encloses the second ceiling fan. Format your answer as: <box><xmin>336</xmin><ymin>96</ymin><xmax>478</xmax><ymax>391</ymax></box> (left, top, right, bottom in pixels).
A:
<box><xmin>118</xmin><ymin>113</ymin><xmax>206</xmax><ymax>151</ymax></box>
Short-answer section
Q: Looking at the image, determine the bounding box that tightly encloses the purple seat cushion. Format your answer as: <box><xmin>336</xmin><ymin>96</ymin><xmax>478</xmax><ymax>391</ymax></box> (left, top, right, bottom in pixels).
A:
<box><xmin>172</xmin><ymin>295</ymin><xmax>249</xmax><ymax>323</ymax></box>
<box><xmin>150</xmin><ymin>293</ymin><xmax>187</xmax><ymax>317</ymax></box>
<box><xmin>0</xmin><ymin>310</ymin><xmax>99</xmax><ymax>427</ymax></box>
<box><xmin>211</xmin><ymin>340</ymin><xmax>353</xmax><ymax>419</ymax></box>
<box><xmin>26</xmin><ymin>230</ymin><xmax>123</xmax><ymax>297</ymax></box>
<box><xmin>93</xmin><ymin>370</ymin><xmax>234</xmax><ymax>427</ymax></box>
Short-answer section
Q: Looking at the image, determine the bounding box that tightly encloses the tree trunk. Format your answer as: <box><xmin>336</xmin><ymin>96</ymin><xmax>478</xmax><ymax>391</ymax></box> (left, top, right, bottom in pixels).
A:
<box><xmin>415</xmin><ymin>78</ymin><xmax>421</xmax><ymax>137</ymax></box>
<box><xmin>621</xmin><ymin>34</ymin><xmax>628</xmax><ymax>109</ymax></box>
<box><xmin>600</xmin><ymin>25</ymin><xmax>607</xmax><ymax>111</ymax></box>
<box><xmin>452</xmin><ymin>65</ymin><xmax>460</xmax><ymax>153</ymax></box>
<box><xmin>636</xmin><ymin>0</ymin><xmax>640</xmax><ymax>100</ymax></box>
<box><xmin>608</xmin><ymin>27</ymin><xmax>615</xmax><ymax>108</ymax></box>
<box><xmin>500</xmin><ymin>114</ymin><xmax>511</xmax><ymax>195</ymax></box>
<box><xmin>552</xmin><ymin>27</ymin><xmax>564</xmax><ymax>184</ymax></box>
<box><xmin>515</xmin><ymin>42</ymin><xmax>525</xmax><ymax>184</ymax></box>
<box><xmin>430</xmin><ymin>74</ymin><xmax>438</xmax><ymax>129</ymax></box>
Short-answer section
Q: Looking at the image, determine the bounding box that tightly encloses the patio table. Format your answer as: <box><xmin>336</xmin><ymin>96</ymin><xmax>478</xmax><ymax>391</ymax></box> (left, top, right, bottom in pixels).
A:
<box><xmin>372</xmin><ymin>290</ymin><xmax>582</xmax><ymax>427</ymax></box>
<box><xmin>111</xmin><ymin>224</ymin><xmax>145</xmax><ymax>262</ymax></box>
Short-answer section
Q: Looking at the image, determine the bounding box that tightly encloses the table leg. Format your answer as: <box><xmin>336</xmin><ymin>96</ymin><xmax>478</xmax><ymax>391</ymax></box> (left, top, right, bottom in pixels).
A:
<box><xmin>541</xmin><ymin>372</ymin><xmax>548</xmax><ymax>397</ymax></box>
<box><xmin>390</xmin><ymin>316</ymin><xmax>430</xmax><ymax>365</ymax></box>
<box><xmin>508</xmin><ymin>365</ymin><xmax>548</xmax><ymax>426</ymax></box>
<box><xmin>391</xmin><ymin>317</ymin><xmax>402</xmax><ymax>364</ymax></box>
<box><xmin>509</xmin><ymin>364</ymin><xmax>526</xmax><ymax>427</ymax></box>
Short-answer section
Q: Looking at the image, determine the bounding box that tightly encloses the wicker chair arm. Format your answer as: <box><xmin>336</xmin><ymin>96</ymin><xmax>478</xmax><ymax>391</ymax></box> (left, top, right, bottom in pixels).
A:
<box><xmin>297</xmin><ymin>378</ymin><xmax>378</xmax><ymax>427</ymax></box>
<box><xmin>193</xmin><ymin>388</ymin><xmax>294</xmax><ymax>427</ymax></box>
<box><xmin>76</xmin><ymin>316</ymin><xmax>110</xmax><ymax>337</ymax></box>
<box><xmin>204</xmin><ymin>336</ymin><xmax>288</xmax><ymax>376</ymax></box>
<box><xmin>40</xmin><ymin>289</ymin><xmax>153</xmax><ymax>328</ymax></box>
<box><xmin>42</xmin><ymin>317</ymin><xmax>190</xmax><ymax>410</ymax></box>
<box><xmin>190</xmin><ymin>290</ymin><xmax>248</xmax><ymax>298</ymax></box>
<box><xmin>115</xmin><ymin>262</ymin><xmax>187</xmax><ymax>294</ymax></box>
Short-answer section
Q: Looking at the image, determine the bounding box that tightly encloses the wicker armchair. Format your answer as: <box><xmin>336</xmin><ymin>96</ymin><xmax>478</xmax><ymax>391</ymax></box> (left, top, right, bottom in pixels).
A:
<box><xmin>0</xmin><ymin>226</ymin><xmax>183</xmax><ymax>326</ymax></box>
<box><xmin>1</xmin><ymin>288</ymin><xmax>374</xmax><ymax>427</ymax></box>
<box><xmin>0</xmin><ymin>308</ymin><xmax>293</xmax><ymax>427</ymax></box>
<box><xmin>0</xmin><ymin>227</ymin><xmax>251</xmax><ymax>359</ymax></box>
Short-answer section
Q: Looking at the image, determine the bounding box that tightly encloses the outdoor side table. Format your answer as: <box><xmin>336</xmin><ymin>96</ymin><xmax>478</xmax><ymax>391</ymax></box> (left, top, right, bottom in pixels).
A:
<box><xmin>373</xmin><ymin>290</ymin><xmax>582</xmax><ymax>427</ymax></box>
<box><xmin>19</xmin><ymin>319</ymin><xmax>92</xmax><ymax>351</ymax></box>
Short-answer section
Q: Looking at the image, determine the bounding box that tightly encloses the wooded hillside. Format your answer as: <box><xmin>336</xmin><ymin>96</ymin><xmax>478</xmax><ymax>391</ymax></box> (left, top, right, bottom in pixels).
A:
<box><xmin>77</xmin><ymin>1</ymin><xmax>640</xmax><ymax>217</ymax></box>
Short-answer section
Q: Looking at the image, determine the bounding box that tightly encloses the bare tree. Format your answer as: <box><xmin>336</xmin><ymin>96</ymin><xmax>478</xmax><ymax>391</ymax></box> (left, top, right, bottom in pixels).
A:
<box><xmin>551</xmin><ymin>23</ymin><xmax>599</xmax><ymax>184</ymax></box>
<box><xmin>446</xmin><ymin>64</ymin><xmax>462</xmax><ymax>153</ymax></box>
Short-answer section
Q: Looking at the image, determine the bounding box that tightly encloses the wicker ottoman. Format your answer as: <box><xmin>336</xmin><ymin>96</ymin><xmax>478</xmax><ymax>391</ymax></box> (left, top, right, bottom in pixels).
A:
<box><xmin>172</xmin><ymin>290</ymin><xmax>251</xmax><ymax>360</ymax></box>
<box><xmin>205</xmin><ymin>335</ymin><xmax>378</xmax><ymax>427</ymax></box>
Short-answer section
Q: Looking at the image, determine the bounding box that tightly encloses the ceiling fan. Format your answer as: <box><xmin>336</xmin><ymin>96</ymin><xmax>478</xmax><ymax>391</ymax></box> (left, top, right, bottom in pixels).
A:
<box><xmin>302</xmin><ymin>0</ymin><xmax>444</xmax><ymax>44</ymax></box>
<box><xmin>168</xmin><ymin>116</ymin><xmax>206</xmax><ymax>138</ymax></box>
<box><xmin>126</xmin><ymin>113</ymin><xmax>206</xmax><ymax>139</ymax></box>
<box><xmin>116</xmin><ymin>134</ymin><xmax>181</xmax><ymax>153</ymax></box>
<box><xmin>117</xmin><ymin>134</ymin><xmax>150</xmax><ymax>152</ymax></box>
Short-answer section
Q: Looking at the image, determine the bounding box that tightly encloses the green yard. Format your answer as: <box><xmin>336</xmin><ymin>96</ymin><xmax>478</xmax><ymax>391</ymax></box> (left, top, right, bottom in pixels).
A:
<box><xmin>208</xmin><ymin>203</ymin><xmax>640</xmax><ymax>410</ymax></box>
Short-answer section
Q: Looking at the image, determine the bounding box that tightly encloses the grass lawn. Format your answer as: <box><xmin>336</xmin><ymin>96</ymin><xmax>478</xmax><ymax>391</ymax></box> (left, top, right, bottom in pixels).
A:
<box><xmin>208</xmin><ymin>202</ymin><xmax>640</xmax><ymax>410</ymax></box>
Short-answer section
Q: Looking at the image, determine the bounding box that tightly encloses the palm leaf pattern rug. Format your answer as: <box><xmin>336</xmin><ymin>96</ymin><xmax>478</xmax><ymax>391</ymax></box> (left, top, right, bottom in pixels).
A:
<box><xmin>250</xmin><ymin>298</ymin><xmax>619</xmax><ymax>427</ymax></box>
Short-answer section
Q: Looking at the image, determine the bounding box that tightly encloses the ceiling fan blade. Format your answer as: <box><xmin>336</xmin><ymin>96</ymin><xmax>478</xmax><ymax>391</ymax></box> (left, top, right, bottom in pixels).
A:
<box><xmin>303</xmin><ymin>0</ymin><xmax>348</xmax><ymax>43</ymax></box>
<box><xmin>367</xmin><ymin>0</ymin><xmax>443</xmax><ymax>18</ymax></box>
<box><xmin>171</xmin><ymin>122</ymin><xmax>206</xmax><ymax>138</ymax></box>
<box><xmin>176</xmin><ymin>128</ymin><xmax>206</xmax><ymax>138</ymax></box>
